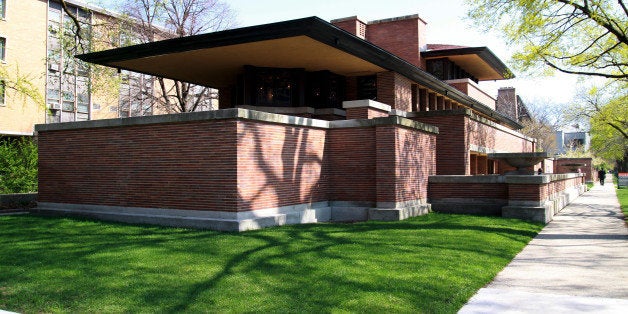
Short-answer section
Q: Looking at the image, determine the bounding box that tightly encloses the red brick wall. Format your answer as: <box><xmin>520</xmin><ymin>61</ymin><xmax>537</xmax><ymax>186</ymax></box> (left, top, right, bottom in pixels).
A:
<box><xmin>449</xmin><ymin>82</ymin><xmax>468</xmax><ymax>95</ymax></box>
<box><xmin>428</xmin><ymin>183</ymin><xmax>508</xmax><ymax>199</ymax></box>
<box><xmin>413</xmin><ymin>114</ymin><xmax>469</xmax><ymax>175</ymax></box>
<box><xmin>38</xmin><ymin>120</ymin><xmax>239</xmax><ymax>211</ymax></box>
<box><xmin>429</xmin><ymin>176</ymin><xmax>582</xmax><ymax>204</ymax></box>
<box><xmin>554</xmin><ymin>158</ymin><xmax>594</xmax><ymax>182</ymax></box>
<box><xmin>395</xmin><ymin>74</ymin><xmax>413</xmax><ymax>112</ymax></box>
<box><xmin>508</xmin><ymin>184</ymin><xmax>546</xmax><ymax>202</ymax></box>
<box><xmin>376</xmin><ymin>126</ymin><xmax>436</xmax><ymax>203</ymax></box>
<box><xmin>345</xmin><ymin>107</ymin><xmax>389</xmax><ymax>119</ymax></box>
<box><xmin>468</xmin><ymin>118</ymin><xmax>534</xmax><ymax>153</ymax></box>
<box><xmin>377</xmin><ymin>72</ymin><xmax>395</xmax><ymax>106</ymax></box>
<box><xmin>413</xmin><ymin>113</ymin><xmax>534</xmax><ymax>175</ymax></box>
<box><xmin>366</xmin><ymin>18</ymin><xmax>422</xmax><ymax>68</ymax></box>
<box><xmin>328</xmin><ymin>127</ymin><xmax>377</xmax><ymax>202</ymax></box>
<box><xmin>376</xmin><ymin>72</ymin><xmax>413</xmax><ymax>111</ymax></box>
<box><xmin>508</xmin><ymin>176</ymin><xmax>583</xmax><ymax>203</ymax></box>
<box><xmin>237</xmin><ymin>121</ymin><xmax>328</xmax><ymax>211</ymax></box>
<box><xmin>38</xmin><ymin>115</ymin><xmax>437</xmax><ymax>213</ymax></box>
<box><xmin>333</xmin><ymin>19</ymin><xmax>358</xmax><ymax>36</ymax></box>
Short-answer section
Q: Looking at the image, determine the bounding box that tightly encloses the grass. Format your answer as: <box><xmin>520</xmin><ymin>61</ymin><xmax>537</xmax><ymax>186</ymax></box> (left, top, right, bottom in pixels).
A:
<box><xmin>617</xmin><ymin>186</ymin><xmax>628</xmax><ymax>221</ymax></box>
<box><xmin>0</xmin><ymin>214</ymin><xmax>543</xmax><ymax>313</ymax></box>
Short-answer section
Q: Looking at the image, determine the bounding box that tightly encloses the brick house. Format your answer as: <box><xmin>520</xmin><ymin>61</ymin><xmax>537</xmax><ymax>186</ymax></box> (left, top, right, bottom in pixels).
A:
<box><xmin>36</xmin><ymin>15</ymin><xmax>543</xmax><ymax>230</ymax></box>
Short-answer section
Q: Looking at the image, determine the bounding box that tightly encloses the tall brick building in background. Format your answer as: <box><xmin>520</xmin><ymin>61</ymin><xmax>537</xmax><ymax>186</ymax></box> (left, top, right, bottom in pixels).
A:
<box><xmin>33</xmin><ymin>14</ymin><xmax>579</xmax><ymax>230</ymax></box>
<box><xmin>0</xmin><ymin>0</ymin><xmax>216</xmax><ymax>137</ymax></box>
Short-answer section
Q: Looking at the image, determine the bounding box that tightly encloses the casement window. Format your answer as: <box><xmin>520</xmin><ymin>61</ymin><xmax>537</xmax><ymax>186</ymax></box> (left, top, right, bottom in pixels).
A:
<box><xmin>0</xmin><ymin>0</ymin><xmax>6</xmax><ymax>19</ymax></box>
<box><xmin>0</xmin><ymin>37</ymin><xmax>6</xmax><ymax>61</ymax></box>
<box><xmin>0</xmin><ymin>80</ymin><xmax>6</xmax><ymax>106</ymax></box>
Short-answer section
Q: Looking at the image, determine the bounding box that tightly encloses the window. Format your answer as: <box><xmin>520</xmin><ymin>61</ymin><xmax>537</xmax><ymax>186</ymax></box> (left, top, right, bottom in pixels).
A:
<box><xmin>357</xmin><ymin>75</ymin><xmax>377</xmax><ymax>100</ymax></box>
<box><xmin>119</xmin><ymin>70</ymin><xmax>153</xmax><ymax>117</ymax></box>
<box><xmin>0</xmin><ymin>80</ymin><xmax>5</xmax><ymax>106</ymax></box>
<box><xmin>0</xmin><ymin>37</ymin><xmax>5</xmax><ymax>61</ymax></box>
<box><xmin>0</xmin><ymin>0</ymin><xmax>5</xmax><ymax>19</ymax></box>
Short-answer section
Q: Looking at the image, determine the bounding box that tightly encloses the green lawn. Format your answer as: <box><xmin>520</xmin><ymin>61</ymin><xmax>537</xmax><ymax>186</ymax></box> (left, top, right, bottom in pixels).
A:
<box><xmin>617</xmin><ymin>186</ymin><xmax>628</xmax><ymax>221</ymax></box>
<box><xmin>0</xmin><ymin>214</ymin><xmax>542</xmax><ymax>313</ymax></box>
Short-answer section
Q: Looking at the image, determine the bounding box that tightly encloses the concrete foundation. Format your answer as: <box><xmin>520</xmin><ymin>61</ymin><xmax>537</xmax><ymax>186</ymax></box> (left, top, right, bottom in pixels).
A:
<box><xmin>34</xmin><ymin>199</ymin><xmax>432</xmax><ymax>231</ymax></box>
<box><xmin>35</xmin><ymin>202</ymin><xmax>332</xmax><ymax>232</ymax></box>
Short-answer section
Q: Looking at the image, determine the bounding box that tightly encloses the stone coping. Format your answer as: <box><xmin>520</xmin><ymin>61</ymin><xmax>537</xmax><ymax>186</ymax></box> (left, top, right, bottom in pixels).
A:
<box><xmin>342</xmin><ymin>99</ymin><xmax>391</xmax><ymax>112</ymax></box>
<box><xmin>314</xmin><ymin>108</ymin><xmax>347</xmax><ymax>117</ymax></box>
<box><xmin>35</xmin><ymin>108</ymin><xmax>439</xmax><ymax>134</ymax></box>
<box><xmin>487</xmin><ymin>152</ymin><xmax>550</xmax><ymax>158</ymax></box>
<box><xmin>429</xmin><ymin>173</ymin><xmax>583</xmax><ymax>184</ymax></box>
<box><xmin>368</xmin><ymin>14</ymin><xmax>426</xmax><ymax>25</ymax></box>
<box><xmin>429</xmin><ymin>175</ymin><xmax>506</xmax><ymax>184</ymax></box>
<box><xmin>332</xmin><ymin>116</ymin><xmax>438</xmax><ymax>134</ymax></box>
<box><xmin>237</xmin><ymin>106</ymin><xmax>347</xmax><ymax>117</ymax></box>
<box><xmin>330</xmin><ymin>15</ymin><xmax>367</xmax><ymax>24</ymax></box>
<box><xmin>505</xmin><ymin>173</ymin><xmax>583</xmax><ymax>184</ymax></box>
<box><xmin>237</xmin><ymin>105</ymin><xmax>316</xmax><ymax>114</ymax></box>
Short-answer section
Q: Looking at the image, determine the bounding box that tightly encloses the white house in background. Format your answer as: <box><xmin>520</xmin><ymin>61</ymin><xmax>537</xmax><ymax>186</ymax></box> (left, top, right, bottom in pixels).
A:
<box><xmin>556</xmin><ymin>130</ymin><xmax>591</xmax><ymax>154</ymax></box>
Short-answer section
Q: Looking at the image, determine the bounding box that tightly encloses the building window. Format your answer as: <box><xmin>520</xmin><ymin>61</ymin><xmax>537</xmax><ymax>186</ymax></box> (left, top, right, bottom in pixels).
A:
<box><xmin>0</xmin><ymin>0</ymin><xmax>5</xmax><ymax>19</ymax></box>
<box><xmin>357</xmin><ymin>75</ymin><xmax>377</xmax><ymax>100</ymax></box>
<box><xmin>0</xmin><ymin>37</ymin><xmax>6</xmax><ymax>61</ymax></box>
<box><xmin>0</xmin><ymin>80</ymin><xmax>5</xmax><ymax>106</ymax></box>
<box><xmin>46</xmin><ymin>1</ymin><xmax>92</xmax><ymax>123</ymax></box>
<box><xmin>119</xmin><ymin>70</ymin><xmax>153</xmax><ymax>118</ymax></box>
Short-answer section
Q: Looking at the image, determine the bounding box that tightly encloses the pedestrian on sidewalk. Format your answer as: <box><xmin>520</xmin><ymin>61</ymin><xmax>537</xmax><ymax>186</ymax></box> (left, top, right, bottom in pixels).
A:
<box><xmin>598</xmin><ymin>168</ymin><xmax>606</xmax><ymax>186</ymax></box>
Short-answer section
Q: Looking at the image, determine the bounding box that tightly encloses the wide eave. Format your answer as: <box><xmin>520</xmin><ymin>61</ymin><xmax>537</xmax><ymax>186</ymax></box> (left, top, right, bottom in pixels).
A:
<box><xmin>77</xmin><ymin>17</ymin><xmax>521</xmax><ymax>129</ymax></box>
<box><xmin>421</xmin><ymin>46</ymin><xmax>513</xmax><ymax>81</ymax></box>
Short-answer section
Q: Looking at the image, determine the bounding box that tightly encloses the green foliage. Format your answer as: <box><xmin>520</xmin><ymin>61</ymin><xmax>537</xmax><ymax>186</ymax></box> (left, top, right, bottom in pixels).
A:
<box><xmin>617</xmin><ymin>187</ymin><xmax>628</xmax><ymax>221</ymax></box>
<box><xmin>0</xmin><ymin>138</ymin><xmax>38</xmax><ymax>194</ymax></box>
<box><xmin>589</xmin><ymin>88</ymin><xmax>628</xmax><ymax>161</ymax></box>
<box><xmin>567</xmin><ymin>82</ymin><xmax>628</xmax><ymax>162</ymax></box>
<box><xmin>0</xmin><ymin>214</ymin><xmax>542</xmax><ymax>313</ymax></box>
<box><xmin>467</xmin><ymin>0</ymin><xmax>628</xmax><ymax>80</ymax></box>
<box><xmin>0</xmin><ymin>64</ymin><xmax>45</xmax><ymax>108</ymax></box>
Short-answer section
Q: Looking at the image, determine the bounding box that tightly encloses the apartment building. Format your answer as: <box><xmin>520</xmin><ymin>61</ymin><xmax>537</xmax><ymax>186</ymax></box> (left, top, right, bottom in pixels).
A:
<box><xmin>0</xmin><ymin>0</ymin><xmax>216</xmax><ymax>137</ymax></box>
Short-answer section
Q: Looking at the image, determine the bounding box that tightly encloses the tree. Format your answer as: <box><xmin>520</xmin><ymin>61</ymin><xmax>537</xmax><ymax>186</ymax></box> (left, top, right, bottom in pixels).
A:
<box><xmin>0</xmin><ymin>65</ymin><xmax>45</xmax><ymax>108</ymax></box>
<box><xmin>467</xmin><ymin>0</ymin><xmax>628</xmax><ymax>80</ymax></box>
<box><xmin>518</xmin><ymin>100</ymin><xmax>567</xmax><ymax>153</ymax></box>
<box><xmin>568</xmin><ymin>82</ymin><xmax>628</xmax><ymax>168</ymax></box>
<box><xmin>114</xmin><ymin>0</ymin><xmax>237</xmax><ymax>113</ymax></box>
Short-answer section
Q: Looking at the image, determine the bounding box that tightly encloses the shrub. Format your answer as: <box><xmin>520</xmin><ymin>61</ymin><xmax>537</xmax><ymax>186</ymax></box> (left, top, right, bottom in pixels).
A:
<box><xmin>0</xmin><ymin>138</ymin><xmax>38</xmax><ymax>194</ymax></box>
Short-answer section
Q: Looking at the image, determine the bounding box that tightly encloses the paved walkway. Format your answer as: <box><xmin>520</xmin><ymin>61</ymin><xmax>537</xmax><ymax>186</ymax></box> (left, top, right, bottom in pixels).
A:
<box><xmin>459</xmin><ymin>178</ymin><xmax>628</xmax><ymax>313</ymax></box>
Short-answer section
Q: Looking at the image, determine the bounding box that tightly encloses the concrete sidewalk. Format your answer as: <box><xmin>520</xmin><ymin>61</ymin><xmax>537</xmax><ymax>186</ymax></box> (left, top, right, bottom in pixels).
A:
<box><xmin>459</xmin><ymin>178</ymin><xmax>628</xmax><ymax>313</ymax></box>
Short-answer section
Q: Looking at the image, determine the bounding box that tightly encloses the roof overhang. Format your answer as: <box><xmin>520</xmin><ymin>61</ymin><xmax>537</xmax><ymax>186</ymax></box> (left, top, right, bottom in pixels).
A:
<box><xmin>77</xmin><ymin>17</ymin><xmax>522</xmax><ymax>129</ymax></box>
<box><xmin>421</xmin><ymin>47</ymin><xmax>513</xmax><ymax>81</ymax></box>
<box><xmin>84</xmin><ymin>35</ymin><xmax>386</xmax><ymax>88</ymax></box>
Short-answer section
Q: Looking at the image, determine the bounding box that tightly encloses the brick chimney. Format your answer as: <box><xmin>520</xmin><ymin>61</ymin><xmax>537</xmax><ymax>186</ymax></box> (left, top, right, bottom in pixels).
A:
<box><xmin>366</xmin><ymin>15</ymin><xmax>427</xmax><ymax>68</ymax></box>
<box><xmin>332</xmin><ymin>14</ymin><xmax>428</xmax><ymax>69</ymax></box>
<box><xmin>331</xmin><ymin>16</ymin><xmax>367</xmax><ymax>39</ymax></box>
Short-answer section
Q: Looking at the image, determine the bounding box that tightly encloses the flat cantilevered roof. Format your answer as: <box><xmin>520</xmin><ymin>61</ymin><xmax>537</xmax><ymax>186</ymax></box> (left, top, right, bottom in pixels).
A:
<box><xmin>422</xmin><ymin>45</ymin><xmax>513</xmax><ymax>81</ymax></box>
<box><xmin>77</xmin><ymin>16</ymin><xmax>521</xmax><ymax>129</ymax></box>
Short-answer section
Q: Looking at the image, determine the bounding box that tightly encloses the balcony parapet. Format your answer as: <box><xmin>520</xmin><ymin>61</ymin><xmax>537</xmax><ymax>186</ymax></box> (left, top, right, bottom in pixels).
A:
<box><xmin>446</xmin><ymin>78</ymin><xmax>496</xmax><ymax>110</ymax></box>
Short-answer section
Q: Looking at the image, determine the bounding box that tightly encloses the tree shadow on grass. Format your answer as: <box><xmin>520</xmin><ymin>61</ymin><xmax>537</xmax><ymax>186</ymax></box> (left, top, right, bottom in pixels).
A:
<box><xmin>0</xmin><ymin>213</ymin><xmax>541</xmax><ymax>313</ymax></box>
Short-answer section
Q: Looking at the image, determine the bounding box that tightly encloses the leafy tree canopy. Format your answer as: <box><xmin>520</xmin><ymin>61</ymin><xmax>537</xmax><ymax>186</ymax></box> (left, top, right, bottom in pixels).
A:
<box><xmin>467</xmin><ymin>0</ymin><xmax>628</xmax><ymax>80</ymax></box>
<box><xmin>568</xmin><ymin>81</ymin><xmax>628</xmax><ymax>161</ymax></box>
